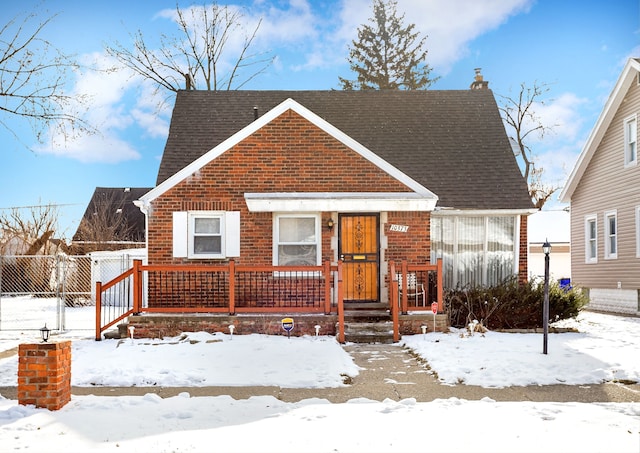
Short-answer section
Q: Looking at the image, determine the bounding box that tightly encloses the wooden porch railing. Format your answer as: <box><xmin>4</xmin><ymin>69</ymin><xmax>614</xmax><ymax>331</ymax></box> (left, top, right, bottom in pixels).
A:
<box><xmin>392</xmin><ymin>259</ymin><xmax>443</xmax><ymax>314</ymax></box>
<box><xmin>96</xmin><ymin>260</ymin><xmax>342</xmax><ymax>340</ymax></box>
<box><xmin>96</xmin><ymin>258</ymin><xmax>443</xmax><ymax>342</ymax></box>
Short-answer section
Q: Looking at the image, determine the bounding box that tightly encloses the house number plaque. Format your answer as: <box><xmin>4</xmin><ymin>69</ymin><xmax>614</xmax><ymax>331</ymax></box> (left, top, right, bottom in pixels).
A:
<box><xmin>389</xmin><ymin>224</ymin><xmax>409</xmax><ymax>232</ymax></box>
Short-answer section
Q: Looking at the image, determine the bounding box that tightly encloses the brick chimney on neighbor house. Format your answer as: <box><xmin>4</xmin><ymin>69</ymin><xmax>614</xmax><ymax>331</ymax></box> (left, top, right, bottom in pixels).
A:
<box><xmin>470</xmin><ymin>68</ymin><xmax>489</xmax><ymax>90</ymax></box>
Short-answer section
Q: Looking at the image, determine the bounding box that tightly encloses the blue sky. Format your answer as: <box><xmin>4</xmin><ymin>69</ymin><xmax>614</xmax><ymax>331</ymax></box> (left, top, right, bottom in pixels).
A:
<box><xmin>1</xmin><ymin>0</ymin><xmax>639</xmax><ymax>239</ymax></box>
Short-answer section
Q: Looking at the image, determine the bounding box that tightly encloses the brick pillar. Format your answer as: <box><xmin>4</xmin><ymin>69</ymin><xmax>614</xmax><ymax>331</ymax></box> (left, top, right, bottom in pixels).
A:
<box><xmin>18</xmin><ymin>341</ymin><xmax>72</xmax><ymax>410</ymax></box>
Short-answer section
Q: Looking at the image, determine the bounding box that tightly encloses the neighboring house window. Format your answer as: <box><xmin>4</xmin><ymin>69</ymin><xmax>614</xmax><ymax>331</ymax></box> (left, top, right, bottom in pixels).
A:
<box><xmin>585</xmin><ymin>215</ymin><xmax>597</xmax><ymax>263</ymax></box>
<box><xmin>604</xmin><ymin>210</ymin><xmax>617</xmax><ymax>259</ymax></box>
<box><xmin>431</xmin><ymin>215</ymin><xmax>517</xmax><ymax>288</ymax></box>
<box><xmin>636</xmin><ymin>206</ymin><xmax>640</xmax><ymax>258</ymax></box>
<box><xmin>172</xmin><ymin>211</ymin><xmax>240</xmax><ymax>259</ymax></box>
<box><xmin>274</xmin><ymin>214</ymin><xmax>321</xmax><ymax>266</ymax></box>
<box><xmin>624</xmin><ymin>115</ymin><xmax>637</xmax><ymax>166</ymax></box>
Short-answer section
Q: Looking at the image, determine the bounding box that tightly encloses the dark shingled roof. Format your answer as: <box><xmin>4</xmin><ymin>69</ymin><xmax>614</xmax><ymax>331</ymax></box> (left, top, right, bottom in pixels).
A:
<box><xmin>73</xmin><ymin>187</ymin><xmax>151</xmax><ymax>242</ymax></box>
<box><xmin>156</xmin><ymin>90</ymin><xmax>533</xmax><ymax>210</ymax></box>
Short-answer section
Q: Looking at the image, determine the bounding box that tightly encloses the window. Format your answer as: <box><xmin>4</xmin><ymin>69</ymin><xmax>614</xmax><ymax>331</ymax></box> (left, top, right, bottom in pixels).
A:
<box><xmin>604</xmin><ymin>210</ymin><xmax>617</xmax><ymax>259</ymax></box>
<box><xmin>274</xmin><ymin>214</ymin><xmax>320</xmax><ymax>266</ymax></box>
<box><xmin>431</xmin><ymin>215</ymin><xmax>517</xmax><ymax>288</ymax></box>
<box><xmin>585</xmin><ymin>215</ymin><xmax>597</xmax><ymax>263</ymax></box>
<box><xmin>586</xmin><ymin>216</ymin><xmax>597</xmax><ymax>261</ymax></box>
<box><xmin>190</xmin><ymin>213</ymin><xmax>223</xmax><ymax>257</ymax></box>
<box><xmin>172</xmin><ymin>211</ymin><xmax>240</xmax><ymax>259</ymax></box>
<box><xmin>624</xmin><ymin>115</ymin><xmax>637</xmax><ymax>166</ymax></box>
<box><xmin>636</xmin><ymin>206</ymin><xmax>640</xmax><ymax>258</ymax></box>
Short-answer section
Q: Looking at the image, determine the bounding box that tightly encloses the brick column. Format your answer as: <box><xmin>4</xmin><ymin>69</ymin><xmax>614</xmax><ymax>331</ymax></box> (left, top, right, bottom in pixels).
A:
<box><xmin>18</xmin><ymin>341</ymin><xmax>72</xmax><ymax>410</ymax></box>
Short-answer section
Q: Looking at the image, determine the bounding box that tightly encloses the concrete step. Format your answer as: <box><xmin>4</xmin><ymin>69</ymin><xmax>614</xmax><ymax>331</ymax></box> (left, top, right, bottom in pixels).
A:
<box><xmin>344</xmin><ymin>321</ymin><xmax>395</xmax><ymax>344</ymax></box>
<box><xmin>344</xmin><ymin>310</ymin><xmax>391</xmax><ymax>322</ymax></box>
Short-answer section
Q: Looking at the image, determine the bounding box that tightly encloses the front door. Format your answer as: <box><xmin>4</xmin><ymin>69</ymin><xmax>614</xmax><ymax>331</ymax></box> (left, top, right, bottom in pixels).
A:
<box><xmin>339</xmin><ymin>214</ymin><xmax>379</xmax><ymax>302</ymax></box>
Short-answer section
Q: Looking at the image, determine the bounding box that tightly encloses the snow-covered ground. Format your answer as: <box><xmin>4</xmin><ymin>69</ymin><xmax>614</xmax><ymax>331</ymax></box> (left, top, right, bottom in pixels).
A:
<box><xmin>0</xmin><ymin>296</ymin><xmax>638</xmax><ymax>452</ymax></box>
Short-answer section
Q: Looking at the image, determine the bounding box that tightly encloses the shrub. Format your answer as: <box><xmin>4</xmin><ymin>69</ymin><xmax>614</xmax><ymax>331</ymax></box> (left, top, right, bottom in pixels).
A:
<box><xmin>445</xmin><ymin>277</ymin><xmax>588</xmax><ymax>330</ymax></box>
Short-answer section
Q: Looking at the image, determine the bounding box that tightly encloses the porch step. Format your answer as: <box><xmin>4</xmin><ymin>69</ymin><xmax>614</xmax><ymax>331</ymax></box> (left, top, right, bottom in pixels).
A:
<box><xmin>341</xmin><ymin>302</ymin><xmax>394</xmax><ymax>343</ymax></box>
<box><xmin>343</xmin><ymin>321</ymin><xmax>395</xmax><ymax>344</ymax></box>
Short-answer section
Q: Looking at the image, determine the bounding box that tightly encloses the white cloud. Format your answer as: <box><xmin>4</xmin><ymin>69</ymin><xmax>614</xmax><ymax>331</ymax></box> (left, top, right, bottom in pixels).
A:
<box><xmin>330</xmin><ymin>0</ymin><xmax>534</xmax><ymax>73</ymax></box>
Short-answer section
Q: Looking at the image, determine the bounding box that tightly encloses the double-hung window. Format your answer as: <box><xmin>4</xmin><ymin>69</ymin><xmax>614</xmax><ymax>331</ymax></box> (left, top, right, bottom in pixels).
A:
<box><xmin>191</xmin><ymin>213</ymin><xmax>223</xmax><ymax>257</ymax></box>
<box><xmin>585</xmin><ymin>215</ymin><xmax>597</xmax><ymax>263</ymax></box>
<box><xmin>604</xmin><ymin>210</ymin><xmax>617</xmax><ymax>259</ymax></box>
<box><xmin>624</xmin><ymin>115</ymin><xmax>637</xmax><ymax>166</ymax></box>
<box><xmin>636</xmin><ymin>206</ymin><xmax>640</xmax><ymax>258</ymax></box>
<box><xmin>172</xmin><ymin>211</ymin><xmax>240</xmax><ymax>259</ymax></box>
<box><xmin>274</xmin><ymin>214</ymin><xmax>320</xmax><ymax>266</ymax></box>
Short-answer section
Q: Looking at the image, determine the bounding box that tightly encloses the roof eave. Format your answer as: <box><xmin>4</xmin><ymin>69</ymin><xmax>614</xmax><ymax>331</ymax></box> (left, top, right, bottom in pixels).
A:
<box><xmin>560</xmin><ymin>58</ymin><xmax>640</xmax><ymax>202</ymax></box>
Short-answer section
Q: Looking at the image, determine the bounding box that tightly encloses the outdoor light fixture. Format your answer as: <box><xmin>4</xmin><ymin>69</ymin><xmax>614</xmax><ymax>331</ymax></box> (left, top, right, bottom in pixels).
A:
<box><xmin>542</xmin><ymin>239</ymin><xmax>551</xmax><ymax>355</ymax></box>
<box><xmin>40</xmin><ymin>323</ymin><xmax>50</xmax><ymax>343</ymax></box>
<box><xmin>326</xmin><ymin>219</ymin><xmax>334</xmax><ymax>231</ymax></box>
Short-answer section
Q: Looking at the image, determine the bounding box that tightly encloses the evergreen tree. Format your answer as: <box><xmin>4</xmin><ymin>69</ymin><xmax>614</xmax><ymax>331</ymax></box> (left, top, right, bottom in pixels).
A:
<box><xmin>339</xmin><ymin>0</ymin><xmax>438</xmax><ymax>90</ymax></box>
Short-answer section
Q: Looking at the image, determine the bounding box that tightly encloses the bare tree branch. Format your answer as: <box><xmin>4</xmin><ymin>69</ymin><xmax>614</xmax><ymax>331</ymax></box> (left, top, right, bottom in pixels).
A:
<box><xmin>498</xmin><ymin>81</ymin><xmax>561</xmax><ymax>209</ymax></box>
<box><xmin>0</xmin><ymin>9</ymin><xmax>92</xmax><ymax>149</ymax></box>
<box><xmin>104</xmin><ymin>2</ymin><xmax>273</xmax><ymax>111</ymax></box>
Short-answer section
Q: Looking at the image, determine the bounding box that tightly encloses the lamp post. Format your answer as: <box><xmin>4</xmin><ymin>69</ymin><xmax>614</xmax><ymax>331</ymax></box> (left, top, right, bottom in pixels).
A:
<box><xmin>542</xmin><ymin>240</ymin><xmax>551</xmax><ymax>355</ymax></box>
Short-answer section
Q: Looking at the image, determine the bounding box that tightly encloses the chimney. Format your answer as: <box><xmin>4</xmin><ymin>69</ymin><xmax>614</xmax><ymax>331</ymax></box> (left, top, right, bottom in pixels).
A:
<box><xmin>470</xmin><ymin>68</ymin><xmax>489</xmax><ymax>90</ymax></box>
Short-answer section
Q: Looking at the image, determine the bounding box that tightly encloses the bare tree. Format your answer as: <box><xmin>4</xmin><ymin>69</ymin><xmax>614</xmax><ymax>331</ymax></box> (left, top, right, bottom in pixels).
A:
<box><xmin>73</xmin><ymin>190</ymin><xmax>140</xmax><ymax>253</ymax></box>
<box><xmin>0</xmin><ymin>202</ymin><xmax>63</xmax><ymax>255</ymax></box>
<box><xmin>498</xmin><ymin>82</ymin><xmax>559</xmax><ymax>209</ymax></box>
<box><xmin>0</xmin><ymin>10</ymin><xmax>91</xmax><ymax>148</ymax></box>
<box><xmin>105</xmin><ymin>2</ymin><xmax>273</xmax><ymax>109</ymax></box>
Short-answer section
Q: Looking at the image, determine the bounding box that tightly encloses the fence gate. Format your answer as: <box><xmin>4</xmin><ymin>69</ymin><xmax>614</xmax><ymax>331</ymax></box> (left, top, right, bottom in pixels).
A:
<box><xmin>0</xmin><ymin>255</ymin><xmax>93</xmax><ymax>332</ymax></box>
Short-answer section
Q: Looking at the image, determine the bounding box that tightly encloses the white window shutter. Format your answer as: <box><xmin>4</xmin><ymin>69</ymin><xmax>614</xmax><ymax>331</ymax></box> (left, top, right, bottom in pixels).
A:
<box><xmin>225</xmin><ymin>211</ymin><xmax>240</xmax><ymax>257</ymax></box>
<box><xmin>172</xmin><ymin>211</ymin><xmax>188</xmax><ymax>257</ymax></box>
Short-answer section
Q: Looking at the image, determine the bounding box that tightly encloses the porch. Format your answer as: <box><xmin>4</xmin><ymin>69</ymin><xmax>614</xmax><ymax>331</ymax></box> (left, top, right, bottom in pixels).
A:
<box><xmin>95</xmin><ymin>259</ymin><xmax>446</xmax><ymax>342</ymax></box>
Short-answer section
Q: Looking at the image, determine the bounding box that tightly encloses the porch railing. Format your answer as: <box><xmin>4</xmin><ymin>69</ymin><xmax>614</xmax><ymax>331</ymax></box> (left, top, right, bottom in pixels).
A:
<box><xmin>393</xmin><ymin>259</ymin><xmax>443</xmax><ymax>314</ymax></box>
<box><xmin>96</xmin><ymin>260</ymin><xmax>343</xmax><ymax>340</ymax></box>
<box><xmin>96</xmin><ymin>259</ymin><xmax>443</xmax><ymax>341</ymax></box>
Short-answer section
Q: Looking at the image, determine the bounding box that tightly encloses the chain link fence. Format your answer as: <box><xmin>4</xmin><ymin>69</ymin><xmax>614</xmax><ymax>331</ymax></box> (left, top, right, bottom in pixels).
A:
<box><xmin>0</xmin><ymin>253</ymin><xmax>143</xmax><ymax>332</ymax></box>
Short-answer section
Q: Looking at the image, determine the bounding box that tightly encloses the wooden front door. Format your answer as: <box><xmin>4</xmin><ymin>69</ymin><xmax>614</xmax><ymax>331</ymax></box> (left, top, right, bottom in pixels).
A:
<box><xmin>339</xmin><ymin>214</ymin><xmax>379</xmax><ymax>302</ymax></box>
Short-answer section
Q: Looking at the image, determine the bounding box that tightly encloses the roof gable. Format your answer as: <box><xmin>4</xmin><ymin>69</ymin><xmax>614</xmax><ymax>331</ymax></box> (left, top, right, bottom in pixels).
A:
<box><xmin>560</xmin><ymin>58</ymin><xmax>640</xmax><ymax>202</ymax></box>
<box><xmin>153</xmin><ymin>90</ymin><xmax>533</xmax><ymax>211</ymax></box>
<box><xmin>141</xmin><ymin>98</ymin><xmax>436</xmax><ymax>205</ymax></box>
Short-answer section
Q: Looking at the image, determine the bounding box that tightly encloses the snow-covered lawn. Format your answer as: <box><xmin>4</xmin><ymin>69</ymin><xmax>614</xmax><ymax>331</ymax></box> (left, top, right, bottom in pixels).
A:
<box><xmin>0</xmin><ymin>296</ymin><xmax>638</xmax><ymax>452</ymax></box>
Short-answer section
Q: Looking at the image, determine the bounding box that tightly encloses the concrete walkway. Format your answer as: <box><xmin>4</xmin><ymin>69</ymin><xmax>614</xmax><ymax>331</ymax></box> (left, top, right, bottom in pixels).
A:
<box><xmin>1</xmin><ymin>343</ymin><xmax>638</xmax><ymax>403</ymax></box>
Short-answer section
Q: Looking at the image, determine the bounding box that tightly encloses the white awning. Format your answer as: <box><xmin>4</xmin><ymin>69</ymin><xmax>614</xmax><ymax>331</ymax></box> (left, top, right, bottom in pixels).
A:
<box><xmin>244</xmin><ymin>192</ymin><xmax>437</xmax><ymax>212</ymax></box>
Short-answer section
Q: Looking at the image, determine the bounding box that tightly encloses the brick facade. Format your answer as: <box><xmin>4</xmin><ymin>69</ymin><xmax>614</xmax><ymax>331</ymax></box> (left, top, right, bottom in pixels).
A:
<box><xmin>147</xmin><ymin>110</ymin><xmax>412</xmax><ymax>266</ymax></box>
<box><xmin>18</xmin><ymin>341</ymin><xmax>72</xmax><ymax>410</ymax></box>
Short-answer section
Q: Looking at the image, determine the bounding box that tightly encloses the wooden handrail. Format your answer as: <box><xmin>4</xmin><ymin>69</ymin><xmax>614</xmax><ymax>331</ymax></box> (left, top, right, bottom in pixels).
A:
<box><xmin>337</xmin><ymin>261</ymin><xmax>345</xmax><ymax>343</ymax></box>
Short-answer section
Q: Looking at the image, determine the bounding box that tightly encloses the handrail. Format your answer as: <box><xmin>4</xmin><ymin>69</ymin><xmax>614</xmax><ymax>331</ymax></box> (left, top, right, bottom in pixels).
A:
<box><xmin>97</xmin><ymin>260</ymin><xmax>343</xmax><ymax>340</ymax></box>
<box><xmin>96</xmin><ymin>258</ymin><xmax>439</xmax><ymax>341</ymax></box>
<box><xmin>389</xmin><ymin>261</ymin><xmax>399</xmax><ymax>342</ymax></box>
<box><xmin>337</xmin><ymin>261</ymin><xmax>345</xmax><ymax>343</ymax></box>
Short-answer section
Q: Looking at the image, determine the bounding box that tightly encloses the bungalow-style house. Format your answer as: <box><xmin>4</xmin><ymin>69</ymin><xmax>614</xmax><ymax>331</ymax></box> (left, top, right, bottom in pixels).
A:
<box><xmin>560</xmin><ymin>58</ymin><xmax>640</xmax><ymax>316</ymax></box>
<box><xmin>72</xmin><ymin>187</ymin><xmax>150</xmax><ymax>254</ymax></box>
<box><xmin>96</xmin><ymin>72</ymin><xmax>534</xmax><ymax>341</ymax></box>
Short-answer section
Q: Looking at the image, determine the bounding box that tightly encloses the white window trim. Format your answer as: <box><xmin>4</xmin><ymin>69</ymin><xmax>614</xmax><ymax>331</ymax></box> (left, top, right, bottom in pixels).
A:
<box><xmin>585</xmin><ymin>214</ymin><xmax>597</xmax><ymax>264</ymax></box>
<box><xmin>604</xmin><ymin>210</ymin><xmax>617</xmax><ymax>260</ymax></box>
<box><xmin>188</xmin><ymin>211</ymin><xmax>225</xmax><ymax>259</ymax></box>
<box><xmin>636</xmin><ymin>206</ymin><xmax>640</xmax><ymax>258</ymax></box>
<box><xmin>273</xmin><ymin>213</ymin><xmax>321</xmax><ymax>268</ymax></box>
<box><xmin>624</xmin><ymin>114</ymin><xmax>637</xmax><ymax>167</ymax></box>
<box><xmin>173</xmin><ymin>210</ymin><xmax>240</xmax><ymax>259</ymax></box>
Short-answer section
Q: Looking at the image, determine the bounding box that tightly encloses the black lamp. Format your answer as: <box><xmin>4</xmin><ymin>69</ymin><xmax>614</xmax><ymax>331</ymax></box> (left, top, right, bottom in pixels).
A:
<box><xmin>40</xmin><ymin>323</ymin><xmax>50</xmax><ymax>343</ymax></box>
<box><xmin>542</xmin><ymin>239</ymin><xmax>551</xmax><ymax>354</ymax></box>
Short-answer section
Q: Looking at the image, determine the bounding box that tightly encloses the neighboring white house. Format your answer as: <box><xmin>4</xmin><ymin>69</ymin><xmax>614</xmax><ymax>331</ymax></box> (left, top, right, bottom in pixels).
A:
<box><xmin>527</xmin><ymin>210</ymin><xmax>571</xmax><ymax>284</ymax></box>
<box><xmin>90</xmin><ymin>248</ymin><xmax>147</xmax><ymax>306</ymax></box>
<box><xmin>560</xmin><ymin>58</ymin><xmax>640</xmax><ymax>316</ymax></box>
